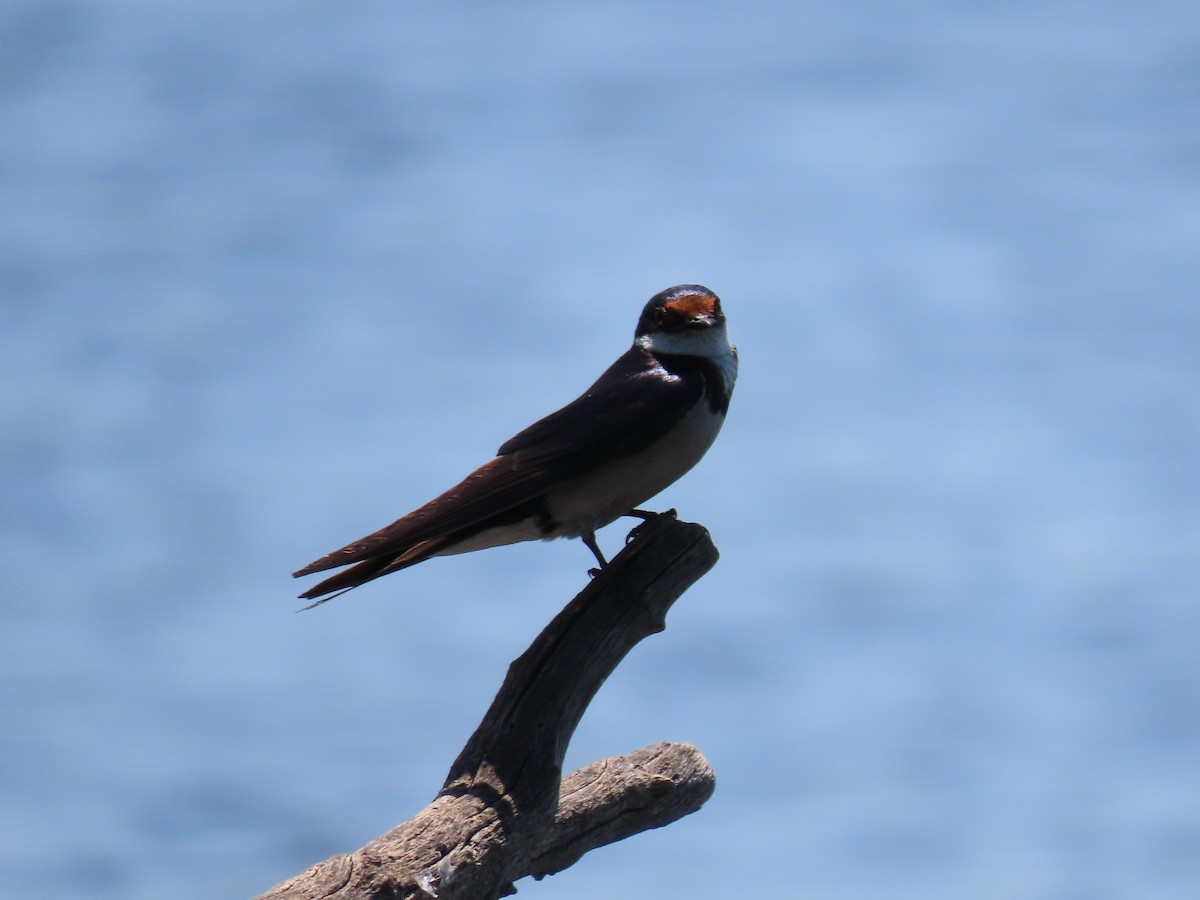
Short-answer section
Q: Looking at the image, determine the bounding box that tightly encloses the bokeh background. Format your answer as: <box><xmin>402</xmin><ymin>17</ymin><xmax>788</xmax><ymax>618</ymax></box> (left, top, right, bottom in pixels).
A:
<box><xmin>3</xmin><ymin>2</ymin><xmax>1198</xmax><ymax>898</ymax></box>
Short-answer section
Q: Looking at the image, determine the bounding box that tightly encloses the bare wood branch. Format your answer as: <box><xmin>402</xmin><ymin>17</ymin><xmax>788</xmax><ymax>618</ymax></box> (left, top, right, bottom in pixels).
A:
<box><xmin>255</xmin><ymin>512</ymin><xmax>718</xmax><ymax>900</ymax></box>
<box><xmin>523</xmin><ymin>741</ymin><xmax>715</xmax><ymax>881</ymax></box>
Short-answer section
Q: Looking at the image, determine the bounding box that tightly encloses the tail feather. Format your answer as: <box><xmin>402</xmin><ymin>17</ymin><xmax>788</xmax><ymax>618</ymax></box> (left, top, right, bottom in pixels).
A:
<box><xmin>295</xmin><ymin>535</ymin><xmax>455</xmax><ymax>607</ymax></box>
<box><xmin>297</xmin><ymin>556</ymin><xmax>394</xmax><ymax>604</ymax></box>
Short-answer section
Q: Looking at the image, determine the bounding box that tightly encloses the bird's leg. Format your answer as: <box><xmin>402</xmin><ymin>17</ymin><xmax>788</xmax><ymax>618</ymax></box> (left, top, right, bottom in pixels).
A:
<box><xmin>582</xmin><ymin>531</ymin><xmax>609</xmax><ymax>577</ymax></box>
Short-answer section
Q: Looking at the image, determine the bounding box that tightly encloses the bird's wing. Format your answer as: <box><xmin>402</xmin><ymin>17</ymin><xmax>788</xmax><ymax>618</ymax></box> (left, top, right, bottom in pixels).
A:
<box><xmin>291</xmin><ymin>457</ymin><xmax>548</xmax><ymax>576</ymax></box>
<box><xmin>293</xmin><ymin>347</ymin><xmax>702</xmax><ymax>577</ymax></box>
<box><xmin>496</xmin><ymin>346</ymin><xmax>702</xmax><ymax>468</ymax></box>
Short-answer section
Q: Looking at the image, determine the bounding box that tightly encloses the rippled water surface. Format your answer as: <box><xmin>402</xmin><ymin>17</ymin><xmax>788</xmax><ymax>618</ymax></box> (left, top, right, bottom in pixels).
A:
<box><xmin>2</xmin><ymin>2</ymin><xmax>1198</xmax><ymax>897</ymax></box>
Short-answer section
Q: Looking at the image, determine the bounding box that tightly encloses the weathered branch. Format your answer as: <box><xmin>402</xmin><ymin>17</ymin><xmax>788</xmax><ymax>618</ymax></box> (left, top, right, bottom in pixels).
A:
<box><xmin>522</xmin><ymin>740</ymin><xmax>715</xmax><ymax>881</ymax></box>
<box><xmin>255</xmin><ymin>512</ymin><xmax>718</xmax><ymax>900</ymax></box>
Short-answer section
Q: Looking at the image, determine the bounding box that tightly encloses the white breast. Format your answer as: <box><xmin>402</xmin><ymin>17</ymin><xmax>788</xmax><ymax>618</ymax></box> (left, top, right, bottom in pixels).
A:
<box><xmin>543</xmin><ymin>399</ymin><xmax>728</xmax><ymax>539</ymax></box>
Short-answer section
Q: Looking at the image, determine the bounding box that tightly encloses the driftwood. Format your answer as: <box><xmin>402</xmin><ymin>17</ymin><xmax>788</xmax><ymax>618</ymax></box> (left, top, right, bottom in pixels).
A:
<box><xmin>256</xmin><ymin>511</ymin><xmax>719</xmax><ymax>900</ymax></box>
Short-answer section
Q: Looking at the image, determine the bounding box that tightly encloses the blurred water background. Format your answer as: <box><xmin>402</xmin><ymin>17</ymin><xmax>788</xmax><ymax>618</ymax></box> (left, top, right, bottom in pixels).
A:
<box><xmin>2</xmin><ymin>1</ymin><xmax>1198</xmax><ymax>897</ymax></box>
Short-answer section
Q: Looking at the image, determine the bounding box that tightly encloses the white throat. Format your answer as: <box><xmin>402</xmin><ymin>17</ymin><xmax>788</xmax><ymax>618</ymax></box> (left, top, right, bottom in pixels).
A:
<box><xmin>636</xmin><ymin>324</ymin><xmax>739</xmax><ymax>388</ymax></box>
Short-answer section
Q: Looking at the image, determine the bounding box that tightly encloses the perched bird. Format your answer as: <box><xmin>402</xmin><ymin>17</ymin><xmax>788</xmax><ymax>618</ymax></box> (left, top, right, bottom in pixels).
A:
<box><xmin>293</xmin><ymin>284</ymin><xmax>737</xmax><ymax>606</ymax></box>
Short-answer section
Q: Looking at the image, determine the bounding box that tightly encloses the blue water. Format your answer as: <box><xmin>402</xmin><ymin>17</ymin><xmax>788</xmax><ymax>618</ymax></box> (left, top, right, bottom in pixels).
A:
<box><xmin>3</xmin><ymin>1</ymin><xmax>1198</xmax><ymax>897</ymax></box>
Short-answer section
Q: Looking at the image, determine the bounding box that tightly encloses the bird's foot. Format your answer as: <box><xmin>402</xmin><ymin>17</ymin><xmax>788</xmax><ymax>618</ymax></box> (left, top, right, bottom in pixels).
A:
<box><xmin>623</xmin><ymin>508</ymin><xmax>675</xmax><ymax>545</ymax></box>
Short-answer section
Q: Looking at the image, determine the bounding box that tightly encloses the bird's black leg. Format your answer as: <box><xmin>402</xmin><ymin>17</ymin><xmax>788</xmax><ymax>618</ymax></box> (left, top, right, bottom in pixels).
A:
<box><xmin>582</xmin><ymin>531</ymin><xmax>608</xmax><ymax>577</ymax></box>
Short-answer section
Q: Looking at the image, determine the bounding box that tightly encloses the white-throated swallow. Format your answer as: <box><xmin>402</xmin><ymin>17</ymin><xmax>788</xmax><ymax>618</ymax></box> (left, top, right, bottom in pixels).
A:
<box><xmin>293</xmin><ymin>284</ymin><xmax>737</xmax><ymax>606</ymax></box>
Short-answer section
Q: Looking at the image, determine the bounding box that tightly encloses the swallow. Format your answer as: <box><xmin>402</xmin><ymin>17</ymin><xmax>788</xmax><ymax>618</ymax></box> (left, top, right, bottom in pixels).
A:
<box><xmin>293</xmin><ymin>284</ymin><xmax>737</xmax><ymax>606</ymax></box>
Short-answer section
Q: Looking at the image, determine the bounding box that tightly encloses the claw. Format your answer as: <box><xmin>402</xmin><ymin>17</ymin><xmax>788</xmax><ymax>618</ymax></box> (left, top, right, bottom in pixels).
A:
<box><xmin>623</xmin><ymin>508</ymin><xmax>672</xmax><ymax>544</ymax></box>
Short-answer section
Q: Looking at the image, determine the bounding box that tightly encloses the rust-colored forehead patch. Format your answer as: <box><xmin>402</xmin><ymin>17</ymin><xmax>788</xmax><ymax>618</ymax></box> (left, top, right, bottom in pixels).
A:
<box><xmin>664</xmin><ymin>291</ymin><xmax>718</xmax><ymax>320</ymax></box>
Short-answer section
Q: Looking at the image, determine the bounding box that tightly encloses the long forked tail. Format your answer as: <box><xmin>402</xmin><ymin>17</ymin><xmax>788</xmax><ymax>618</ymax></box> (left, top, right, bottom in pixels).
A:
<box><xmin>294</xmin><ymin>533</ymin><xmax>457</xmax><ymax>608</ymax></box>
<box><xmin>295</xmin><ymin>556</ymin><xmax>396</xmax><ymax>609</ymax></box>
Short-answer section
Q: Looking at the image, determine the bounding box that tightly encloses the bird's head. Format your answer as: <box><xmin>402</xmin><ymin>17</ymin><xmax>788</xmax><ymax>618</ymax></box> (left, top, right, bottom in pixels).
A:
<box><xmin>634</xmin><ymin>284</ymin><xmax>731</xmax><ymax>360</ymax></box>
